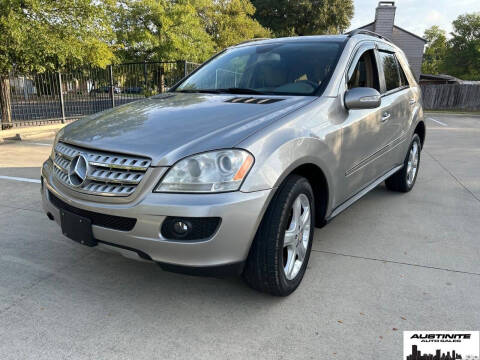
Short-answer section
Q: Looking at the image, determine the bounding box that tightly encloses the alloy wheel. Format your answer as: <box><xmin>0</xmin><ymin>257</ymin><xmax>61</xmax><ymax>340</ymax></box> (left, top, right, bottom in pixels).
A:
<box><xmin>406</xmin><ymin>141</ymin><xmax>419</xmax><ymax>187</ymax></box>
<box><xmin>283</xmin><ymin>193</ymin><xmax>311</xmax><ymax>280</ymax></box>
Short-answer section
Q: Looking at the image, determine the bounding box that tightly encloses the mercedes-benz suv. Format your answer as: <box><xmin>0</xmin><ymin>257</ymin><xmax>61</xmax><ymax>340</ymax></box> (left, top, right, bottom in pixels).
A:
<box><xmin>42</xmin><ymin>31</ymin><xmax>425</xmax><ymax>296</ymax></box>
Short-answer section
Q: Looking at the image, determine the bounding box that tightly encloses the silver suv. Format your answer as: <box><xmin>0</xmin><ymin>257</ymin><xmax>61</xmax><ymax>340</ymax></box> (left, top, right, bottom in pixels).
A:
<box><xmin>42</xmin><ymin>31</ymin><xmax>425</xmax><ymax>296</ymax></box>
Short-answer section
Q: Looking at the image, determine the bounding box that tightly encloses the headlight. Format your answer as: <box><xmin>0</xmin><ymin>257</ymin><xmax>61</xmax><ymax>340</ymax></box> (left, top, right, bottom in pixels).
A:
<box><xmin>155</xmin><ymin>149</ymin><xmax>254</xmax><ymax>193</ymax></box>
<box><xmin>50</xmin><ymin>129</ymin><xmax>64</xmax><ymax>160</ymax></box>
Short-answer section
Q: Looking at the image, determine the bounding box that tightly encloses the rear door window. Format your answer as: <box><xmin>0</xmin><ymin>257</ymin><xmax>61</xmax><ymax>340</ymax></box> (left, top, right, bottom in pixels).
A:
<box><xmin>398</xmin><ymin>61</ymin><xmax>410</xmax><ymax>87</ymax></box>
<box><xmin>378</xmin><ymin>51</ymin><xmax>401</xmax><ymax>92</ymax></box>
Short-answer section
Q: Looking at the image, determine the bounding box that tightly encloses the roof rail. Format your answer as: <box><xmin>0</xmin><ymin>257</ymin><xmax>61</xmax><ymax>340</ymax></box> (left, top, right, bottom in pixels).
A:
<box><xmin>235</xmin><ymin>38</ymin><xmax>271</xmax><ymax>46</ymax></box>
<box><xmin>345</xmin><ymin>29</ymin><xmax>391</xmax><ymax>42</ymax></box>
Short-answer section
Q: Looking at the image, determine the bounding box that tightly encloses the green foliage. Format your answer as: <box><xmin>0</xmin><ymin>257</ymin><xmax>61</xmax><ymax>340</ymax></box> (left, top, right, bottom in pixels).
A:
<box><xmin>196</xmin><ymin>0</ymin><xmax>270</xmax><ymax>52</ymax></box>
<box><xmin>0</xmin><ymin>0</ymin><xmax>116</xmax><ymax>75</ymax></box>
<box><xmin>115</xmin><ymin>0</ymin><xmax>270</xmax><ymax>63</ymax></box>
<box><xmin>422</xmin><ymin>14</ymin><xmax>480</xmax><ymax>80</ymax></box>
<box><xmin>444</xmin><ymin>13</ymin><xmax>480</xmax><ymax>80</ymax></box>
<box><xmin>114</xmin><ymin>0</ymin><xmax>215</xmax><ymax>63</ymax></box>
<box><xmin>422</xmin><ymin>26</ymin><xmax>448</xmax><ymax>75</ymax></box>
<box><xmin>250</xmin><ymin>0</ymin><xmax>354</xmax><ymax>37</ymax></box>
<box><xmin>0</xmin><ymin>0</ymin><xmax>270</xmax><ymax>74</ymax></box>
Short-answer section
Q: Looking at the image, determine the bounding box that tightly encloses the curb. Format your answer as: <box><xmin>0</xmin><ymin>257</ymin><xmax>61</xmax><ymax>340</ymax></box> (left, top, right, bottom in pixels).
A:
<box><xmin>10</xmin><ymin>131</ymin><xmax>58</xmax><ymax>141</ymax></box>
<box><xmin>1</xmin><ymin>124</ymin><xmax>65</xmax><ymax>142</ymax></box>
<box><xmin>425</xmin><ymin>112</ymin><xmax>480</xmax><ymax>117</ymax></box>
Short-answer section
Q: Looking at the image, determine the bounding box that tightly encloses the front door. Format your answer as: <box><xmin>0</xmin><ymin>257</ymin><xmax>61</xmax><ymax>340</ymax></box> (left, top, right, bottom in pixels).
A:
<box><xmin>338</xmin><ymin>45</ymin><xmax>389</xmax><ymax>204</ymax></box>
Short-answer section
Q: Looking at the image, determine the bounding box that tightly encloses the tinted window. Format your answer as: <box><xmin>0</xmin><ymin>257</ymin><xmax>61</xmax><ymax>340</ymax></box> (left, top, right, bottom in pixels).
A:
<box><xmin>348</xmin><ymin>50</ymin><xmax>380</xmax><ymax>91</ymax></box>
<box><xmin>398</xmin><ymin>61</ymin><xmax>409</xmax><ymax>87</ymax></box>
<box><xmin>175</xmin><ymin>41</ymin><xmax>344</xmax><ymax>96</ymax></box>
<box><xmin>379</xmin><ymin>52</ymin><xmax>400</xmax><ymax>92</ymax></box>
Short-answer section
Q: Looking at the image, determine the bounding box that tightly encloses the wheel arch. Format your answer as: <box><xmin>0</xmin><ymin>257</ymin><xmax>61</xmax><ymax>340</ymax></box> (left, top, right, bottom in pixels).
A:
<box><xmin>288</xmin><ymin>163</ymin><xmax>330</xmax><ymax>227</ymax></box>
<box><xmin>414</xmin><ymin>120</ymin><xmax>426</xmax><ymax>148</ymax></box>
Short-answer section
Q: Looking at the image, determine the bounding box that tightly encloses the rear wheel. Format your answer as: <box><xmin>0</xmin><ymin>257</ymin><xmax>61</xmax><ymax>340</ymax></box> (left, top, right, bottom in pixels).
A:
<box><xmin>243</xmin><ymin>175</ymin><xmax>315</xmax><ymax>296</ymax></box>
<box><xmin>385</xmin><ymin>134</ymin><xmax>421</xmax><ymax>192</ymax></box>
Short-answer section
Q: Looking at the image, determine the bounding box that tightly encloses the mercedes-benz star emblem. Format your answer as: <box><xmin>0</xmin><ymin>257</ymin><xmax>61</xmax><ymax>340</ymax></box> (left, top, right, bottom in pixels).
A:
<box><xmin>68</xmin><ymin>154</ymin><xmax>89</xmax><ymax>187</ymax></box>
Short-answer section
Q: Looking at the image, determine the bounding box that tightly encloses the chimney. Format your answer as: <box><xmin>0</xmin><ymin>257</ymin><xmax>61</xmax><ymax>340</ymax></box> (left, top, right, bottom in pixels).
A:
<box><xmin>374</xmin><ymin>1</ymin><xmax>396</xmax><ymax>39</ymax></box>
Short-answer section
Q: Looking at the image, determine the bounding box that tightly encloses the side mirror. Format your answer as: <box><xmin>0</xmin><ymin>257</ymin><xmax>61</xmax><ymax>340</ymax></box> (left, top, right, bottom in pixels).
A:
<box><xmin>344</xmin><ymin>87</ymin><xmax>381</xmax><ymax>110</ymax></box>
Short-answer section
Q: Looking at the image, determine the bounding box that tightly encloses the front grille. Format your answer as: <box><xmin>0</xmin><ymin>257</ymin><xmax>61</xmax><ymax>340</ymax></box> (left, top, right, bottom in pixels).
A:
<box><xmin>53</xmin><ymin>142</ymin><xmax>151</xmax><ymax>196</ymax></box>
<box><xmin>49</xmin><ymin>191</ymin><xmax>137</xmax><ymax>231</ymax></box>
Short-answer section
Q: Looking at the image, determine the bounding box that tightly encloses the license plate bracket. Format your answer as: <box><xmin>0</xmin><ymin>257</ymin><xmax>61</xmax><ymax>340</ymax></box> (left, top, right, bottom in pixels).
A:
<box><xmin>60</xmin><ymin>209</ymin><xmax>97</xmax><ymax>247</ymax></box>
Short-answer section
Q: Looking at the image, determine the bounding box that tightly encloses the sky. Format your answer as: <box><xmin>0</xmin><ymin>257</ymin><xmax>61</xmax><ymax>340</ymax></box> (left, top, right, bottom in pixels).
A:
<box><xmin>347</xmin><ymin>0</ymin><xmax>480</xmax><ymax>38</ymax></box>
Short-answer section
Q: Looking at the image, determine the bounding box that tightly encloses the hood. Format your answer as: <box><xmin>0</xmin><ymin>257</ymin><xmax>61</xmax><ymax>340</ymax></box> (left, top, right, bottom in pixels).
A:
<box><xmin>61</xmin><ymin>93</ymin><xmax>314</xmax><ymax>166</ymax></box>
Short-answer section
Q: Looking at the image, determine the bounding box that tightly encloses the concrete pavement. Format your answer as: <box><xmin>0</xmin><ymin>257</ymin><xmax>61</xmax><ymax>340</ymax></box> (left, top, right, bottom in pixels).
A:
<box><xmin>0</xmin><ymin>113</ymin><xmax>479</xmax><ymax>359</ymax></box>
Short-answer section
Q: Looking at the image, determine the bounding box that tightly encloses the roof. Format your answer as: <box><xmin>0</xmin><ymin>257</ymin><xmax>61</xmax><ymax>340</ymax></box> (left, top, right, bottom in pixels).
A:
<box><xmin>233</xmin><ymin>35</ymin><xmax>348</xmax><ymax>48</ymax></box>
<box><xmin>393</xmin><ymin>25</ymin><xmax>427</xmax><ymax>43</ymax></box>
<box><xmin>420</xmin><ymin>74</ymin><xmax>459</xmax><ymax>80</ymax></box>
<box><xmin>420</xmin><ymin>74</ymin><xmax>480</xmax><ymax>84</ymax></box>
<box><xmin>355</xmin><ymin>22</ymin><xmax>426</xmax><ymax>43</ymax></box>
<box><xmin>358</xmin><ymin>22</ymin><xmax>375</xmax><ymax>30</ymax></box>
<box><xmin>419</xmin><ymin>74</ymin><xmax>462</xmax><ymax>83</ymax></box>
<box><xmin>346</xmin><ymin>29</ymin><xmax>392</xmax><ymax>42</ymax></box>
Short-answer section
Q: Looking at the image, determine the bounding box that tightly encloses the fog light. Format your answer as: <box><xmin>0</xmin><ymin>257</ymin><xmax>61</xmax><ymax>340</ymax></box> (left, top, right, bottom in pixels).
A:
<box><xmin>173</xmin><ymin>220</ymin><xmax>190</xmax><ymax>236</ymax></box>
<box><xmin>161</xmin><ymin>217</ymin><xmax>221</xmax><ymax>241</ymax></box>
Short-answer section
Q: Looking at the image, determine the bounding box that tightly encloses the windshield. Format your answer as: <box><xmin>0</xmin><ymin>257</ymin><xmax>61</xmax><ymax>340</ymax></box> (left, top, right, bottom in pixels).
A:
<box><xmin>174</xmin><ymin>41</ymin><xmax>344</xmax><ymax>96</ymax></box>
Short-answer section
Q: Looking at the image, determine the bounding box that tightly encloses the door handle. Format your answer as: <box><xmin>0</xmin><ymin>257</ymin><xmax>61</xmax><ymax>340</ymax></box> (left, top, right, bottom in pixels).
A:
<box><xmin>381</xmin><ymin>112</ymin><xmax>391</xmax><ymax>123</ymax></box>
<box><xmin>409</xmin><ymin>98</ymin><xmax>416</xmax><ymax>105</ymax></box>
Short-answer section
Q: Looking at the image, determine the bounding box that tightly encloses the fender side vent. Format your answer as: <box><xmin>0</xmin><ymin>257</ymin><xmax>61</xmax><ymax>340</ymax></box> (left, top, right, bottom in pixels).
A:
<box><xmin>225</xmin><ymin>97</ymin><xmax>284</xmax><ymax>104</ymax></box>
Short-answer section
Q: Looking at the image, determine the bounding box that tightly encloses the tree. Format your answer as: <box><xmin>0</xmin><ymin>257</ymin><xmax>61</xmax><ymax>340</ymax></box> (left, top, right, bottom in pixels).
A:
<box><xmin>115</xmin><ymin>0</ymin><xmax>270</xmax><ymax>62</ymax></box>
<box><xmin>421</xmin><ymin>26</ymin><xmax>448</xmax><ymax>75</ymax></box>
<box><xmin>114</xmin><ymin>0</ymin><xmax>215</xmax><ymax>63</ymax></box>
<box><xmin>250</xmin><ymin>0</ymin><xmax>354</xmax><ymax>37</ymax></box>
<box><xmin>444</xmin><ymin>13</ymin><xmax>480</xmax><ymax>80</ymax></box>
<box><xmin>0</xmin><ymin>0</ymin><xmax>116</xmax><ymax>128</ymax></box>
<box><xmin>195</xmin><ymin>0</ymin><xmax>270</xmax><ymax>52</ymax></box>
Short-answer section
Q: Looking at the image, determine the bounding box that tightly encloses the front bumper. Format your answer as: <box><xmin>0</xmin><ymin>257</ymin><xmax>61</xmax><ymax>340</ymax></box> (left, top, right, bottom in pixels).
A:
<box><xmin>41</xmin><ymin>159</ymin><xmax>272</xmax><ymax>273</ymax></box>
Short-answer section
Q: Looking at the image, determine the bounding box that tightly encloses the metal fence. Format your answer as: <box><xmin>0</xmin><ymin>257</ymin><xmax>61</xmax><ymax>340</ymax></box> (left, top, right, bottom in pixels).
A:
<box><xmin>1</xmin><ymin>61</ymin><xmax>200</xmax><ymax>129</ymax></box>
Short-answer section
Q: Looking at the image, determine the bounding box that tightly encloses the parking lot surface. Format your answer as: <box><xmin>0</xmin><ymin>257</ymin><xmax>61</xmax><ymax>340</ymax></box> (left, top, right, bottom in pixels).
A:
<box><xmin>0</xmin><ymin>113</ymin><xmax>479</xmax><ymax>359</ymax></box>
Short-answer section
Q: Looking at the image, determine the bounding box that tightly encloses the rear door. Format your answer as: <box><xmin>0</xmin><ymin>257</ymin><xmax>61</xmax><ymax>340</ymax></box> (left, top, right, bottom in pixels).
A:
<box><xmin>375</xmin><ymin>45</ymin><xmax>412</xmax><ymax>169</ymax></box>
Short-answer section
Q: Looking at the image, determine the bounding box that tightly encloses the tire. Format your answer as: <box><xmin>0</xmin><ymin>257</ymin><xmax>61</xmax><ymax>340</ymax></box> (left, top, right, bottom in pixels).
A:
<box><xmin>243</xmin><ymin>175</ymin><xmax>315</xmax><ymax>296</ymax></box>
<box><xmin>385</xmin><ymin>134</ymin><xmax>421</xmax><ymax>192</ymax></box>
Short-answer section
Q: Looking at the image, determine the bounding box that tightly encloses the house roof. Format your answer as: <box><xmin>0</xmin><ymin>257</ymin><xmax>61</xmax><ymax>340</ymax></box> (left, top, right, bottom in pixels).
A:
<box><xmin>420</xmin><ymin>74</ymin><xmax>462</xmax><ymax>83</ymax></box>
<box><xmin>356</xmin><ymin>22</ymin><xmax>426</xmax><ymax>43</ymax></box>
<box><xmin>358</xmin><ymin>22</ymin><xmax>375</xmax><ymax>29</ymax></box>
<box><xmin>393</xmin><ymin>25</ymin><xmax>427</xmax><ymax>42</ymax></box>
<box><xmin>420</xmin><ymin>74</ymin><xmax>480</xmax><ymax>84</ymax></box>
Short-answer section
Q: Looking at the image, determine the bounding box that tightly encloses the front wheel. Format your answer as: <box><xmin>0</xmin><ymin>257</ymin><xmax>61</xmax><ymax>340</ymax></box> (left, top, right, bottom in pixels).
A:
<box><xmin>243</xmin><ymin>175</ymin><xmax>315</xmax><ymax>296</ymax></box>
<box><xmin>385</xmin><ymin>134</ymin><xmax>421</xmax><ymax>192</ymax></box>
